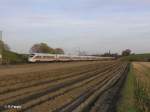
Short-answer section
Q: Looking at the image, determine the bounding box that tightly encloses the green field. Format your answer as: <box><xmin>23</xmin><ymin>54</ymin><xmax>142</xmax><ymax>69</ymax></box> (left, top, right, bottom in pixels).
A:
<box><xmin>121</xmin><ymin>54</ymin><xmax>150</xmax><ymax>62</ymax></box>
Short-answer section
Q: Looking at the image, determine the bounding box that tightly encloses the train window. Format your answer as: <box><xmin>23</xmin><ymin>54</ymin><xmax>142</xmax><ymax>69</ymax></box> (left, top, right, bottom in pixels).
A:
<box><xmin>35</xmin><ymin>56</ymin><xmax>42</xmax><ymax>58</ymax></box>
<box><xmin>43</xmin><ymin>56</ymin><xmax>48</xmax><ymax>58</ymax></box>
<box><xmin>48</xmin><ymin>56</ymin><xmax>55</xmax><ymax>58</ymax></box>
<box><xmin>60</xmin><ymin>56</ymin><xmax>70</xmax><ymax>59</ymax></box>
<box><xmin>42</xmin><ymin>56</ymin><xmax>55</xmax><ymax>59</ymax></box>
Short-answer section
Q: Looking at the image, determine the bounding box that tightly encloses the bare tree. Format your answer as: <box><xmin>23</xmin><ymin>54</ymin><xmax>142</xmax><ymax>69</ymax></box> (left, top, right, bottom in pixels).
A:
<box><xmin>30</xmin><ymin>43</ymin><xmax>65</xmax><ymax>54</ymax></box>
<box><xmin>30</xmin><ymin>43</ymin><xmax>54</xmax><ymax>53</ymax></box>
<box><xmin>54</xmin><ymin>48</ymin><xmax>64</xmax><ymax>54</ymax></box>
<box><xmin>122</xmin><ymin>49</ymin><xmax>131</xmax><ymax>56</ymax></box>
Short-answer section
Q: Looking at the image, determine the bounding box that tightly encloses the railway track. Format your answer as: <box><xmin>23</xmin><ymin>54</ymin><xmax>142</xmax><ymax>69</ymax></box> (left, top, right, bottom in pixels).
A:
<box><xmin>0</xmin><ymin>61</ymin><xmax>129</xmax><ymax>112</ymax></box>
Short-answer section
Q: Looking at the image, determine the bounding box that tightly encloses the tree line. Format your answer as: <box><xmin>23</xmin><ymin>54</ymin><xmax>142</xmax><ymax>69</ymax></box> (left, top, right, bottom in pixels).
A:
<box><xmin>0</xmin><ymin>40</ymin><xmax>10</xmax><ymax>52</ymax></box>
<box><xmin>101</xmin><ymin>49</ymin><xmax>132</xmax><ymax>58</ymax></box>
<box><xmin>30</xmin><ymin>43</ymin><xmax>64</xmax><ymax>54</ymax></box>
<box><xmin>0</xmin><ymin>41</ymin><xmax>65</xmax><ymax>54</ymax></box>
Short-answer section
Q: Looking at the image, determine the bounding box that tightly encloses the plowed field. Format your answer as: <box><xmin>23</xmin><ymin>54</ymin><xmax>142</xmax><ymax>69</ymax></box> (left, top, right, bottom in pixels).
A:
<box><xmin>0</xmin><ymin>61</ymin><xmax>129</xmax><ymax>112</ymax></box>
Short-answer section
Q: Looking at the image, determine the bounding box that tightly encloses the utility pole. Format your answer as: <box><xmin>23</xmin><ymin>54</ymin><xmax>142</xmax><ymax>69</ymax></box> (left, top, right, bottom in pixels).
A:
<box><xmin>0</xmin><ymin>31</ymin><xmax>2</xmax><ymax>64</ymax></box>
<box><xmin>109</xmin><ymin>50</ymin><xmax>111</xmax><ymax>55</ymax></box>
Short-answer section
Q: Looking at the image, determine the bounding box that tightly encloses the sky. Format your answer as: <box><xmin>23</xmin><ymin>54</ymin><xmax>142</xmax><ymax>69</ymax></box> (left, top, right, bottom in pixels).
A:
<box><xmin>0</xmin><ymin>0</ymin><xmax>150</xmax><ymax>54</ymax></box>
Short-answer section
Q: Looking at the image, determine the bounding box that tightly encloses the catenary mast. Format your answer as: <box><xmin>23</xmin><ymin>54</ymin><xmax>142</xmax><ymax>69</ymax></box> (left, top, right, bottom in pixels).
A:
<box><xmin>0</xmin><ymin>31</ymin><xmax>2</xmax><ymax>64</ymax></box>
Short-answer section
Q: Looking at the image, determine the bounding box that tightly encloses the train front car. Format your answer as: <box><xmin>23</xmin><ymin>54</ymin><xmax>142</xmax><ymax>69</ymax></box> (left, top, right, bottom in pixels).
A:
<box><xmin>28</xmin><ymin>53</ymin><xmax>57</xmax><ymax>62</ymax></box>
<box><xmin>28</xmin><ymin>53</ymin><xmax>36</xmax><ymax>62</ymax></box>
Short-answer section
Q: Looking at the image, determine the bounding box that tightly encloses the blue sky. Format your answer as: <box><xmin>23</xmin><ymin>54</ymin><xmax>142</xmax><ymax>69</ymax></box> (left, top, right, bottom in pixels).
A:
<box><xmin>0</xmin><ymin>0</ymin><xmax>150</xmax><ymax>54</ymax></box>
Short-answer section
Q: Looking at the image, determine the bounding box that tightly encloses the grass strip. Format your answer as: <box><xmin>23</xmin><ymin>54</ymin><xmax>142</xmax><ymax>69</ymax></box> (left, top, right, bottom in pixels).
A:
<box><xmin>117</xmin><ymin>64</ymin><xmax>138</xmax><ymax>112</ymax></box>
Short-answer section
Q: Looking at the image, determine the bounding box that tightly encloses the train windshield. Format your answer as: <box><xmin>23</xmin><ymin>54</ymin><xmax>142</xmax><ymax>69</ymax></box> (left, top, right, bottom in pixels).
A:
<box><xmin>29</xmin><ymin>54</ymin><xmax>35</xmax><ymax>57</ymax></box>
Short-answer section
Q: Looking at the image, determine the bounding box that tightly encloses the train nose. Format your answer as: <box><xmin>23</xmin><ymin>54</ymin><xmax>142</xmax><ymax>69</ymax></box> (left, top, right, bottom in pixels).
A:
<box><xmin>28</xmin><ymin>58</ymin><xmax>35</xmax><ymax>62</ymax></box>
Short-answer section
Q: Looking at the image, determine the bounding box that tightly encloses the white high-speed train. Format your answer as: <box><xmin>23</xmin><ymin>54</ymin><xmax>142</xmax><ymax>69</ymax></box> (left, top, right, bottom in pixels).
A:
<box><xmin>28</xmin><ymin>53</ymin><xmax>114</xmax><ymax>62</ymax></box>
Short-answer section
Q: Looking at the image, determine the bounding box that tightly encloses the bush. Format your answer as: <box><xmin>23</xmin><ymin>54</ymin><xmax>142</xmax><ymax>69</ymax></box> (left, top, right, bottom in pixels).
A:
<box><xmin>2</xmin><ymin>50</ymin><xmax>28</xmax><ymax>64</ymax></box>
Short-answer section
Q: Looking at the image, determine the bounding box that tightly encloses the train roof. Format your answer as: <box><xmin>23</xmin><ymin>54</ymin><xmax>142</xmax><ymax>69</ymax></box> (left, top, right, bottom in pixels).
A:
<box><xmin>31</xmin><ymin>53</ymin><xmax>56</xmax><ymax>56</ymax></box>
